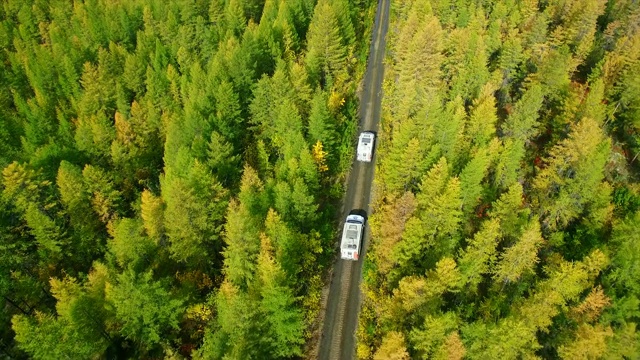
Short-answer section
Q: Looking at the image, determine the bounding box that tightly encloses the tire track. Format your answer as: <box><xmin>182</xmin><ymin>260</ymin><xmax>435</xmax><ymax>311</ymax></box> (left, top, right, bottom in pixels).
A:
<box><xmin>328</xmin><ymin>260</ymin><xmax>353</xmax><ymax>360</ymax></box>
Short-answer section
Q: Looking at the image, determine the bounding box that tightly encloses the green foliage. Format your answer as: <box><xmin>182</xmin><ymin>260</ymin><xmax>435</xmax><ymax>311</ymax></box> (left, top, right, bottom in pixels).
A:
<box><xmin>391</xmin><ymin>159</ymin><xmax>463</xmax><ymax>279</ymax></box>
<box><xmin>305</xmin><ymin>0</ymin><xmax>348</xmax><ymax>86</ymax></box>
<box><xmin>459</xmin><ymin>147</ymin><xmax>491</xmax><ymax>216</ymax></box>
<box><xmin>488</xmin><ymin>183</ymin><xmax>530</xmax><ymax>239</ymax></box>
<box><xmin>140</xmin><ymin>189</ymin><xmax>164</xmax><ymax>242</ymax></box>
<box><xmin>256</xmin><ymin>236</ymin><xmax>305</xmax><ymax>357</ymax></box>
<box><xmin>109</xmin><ymin>218</ymin><xmax>157</xmax><ymax>271</ymax></box>
<box><xmin>106</xmin><ymin>270</ymin><xmax>184</xmax><ymax>348</ymax></box>
<box><xmin>443</xmin><ymin>21</ymin><xmax>490</xmax><ymax>102</ymax></box>
<box><xmin>223</xmin><ymin>199</ymin><xmax>261</xmax><ymax>289</ymax></box>
<box><xmin>0</xmin><ymin>0</ymin><xmax>378</xmax><ymax>355</ymax></box>
<box><xmin>308</xmin><ymin>90</ymin><xmax>337</xmax><ymax>149</ymax></box>
<box><xmin>363</xmin><ymin>1</ymin><xmax>640</xmax><ymax>358</ymax></box>
<box><xmin>533</xmin><ymin>117</ymin><xmax>611</xmax><ymax>230</ymax></box>
<box><xmin>13</xmin><ymin>274</ymin><xmax>111</xmax><ymax>360</ymax></box>
<box><xmin>493</xmin><ymin>220</ymin><xmax>544</xmax><ymax>284</ymax></box>
<box><xmin>606</xmin><ymin>211</ymin><xmax>640</xmax><ymax>296</ymax></box>
<box><xmin>13</xmin><ymin>312</ymin><xmax>106</xmax><ymax>360</ymax></box>
<box><xmin>501</xmin><ymin>82</ymin><xmax>545</xmax><ymax>142</ymax></box>
<box><xmin>162</xmin><ymin>157</ymin><xmax>229</xmax><ymax>264</ymax></box>
<box><xmin>410</xmin><ymin>312</ymin><xmax>459</xmax><ymax>359</ymax></box>
<box><xmin>458</xmin><ymin>218</ymin><xmax>501</xmax><ymax>289</ymax></box>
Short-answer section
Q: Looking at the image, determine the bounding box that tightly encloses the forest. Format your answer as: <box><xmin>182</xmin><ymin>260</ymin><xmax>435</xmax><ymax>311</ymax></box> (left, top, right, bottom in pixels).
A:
<box><xmin>0</xmin><ymin>0</ymin><xmax>377</xmax><ymax>358</ymax></box>
<box><xmin>359</xmin><ymin>0</ymin><xmax>640</xmax><ymax>359</ymax></box>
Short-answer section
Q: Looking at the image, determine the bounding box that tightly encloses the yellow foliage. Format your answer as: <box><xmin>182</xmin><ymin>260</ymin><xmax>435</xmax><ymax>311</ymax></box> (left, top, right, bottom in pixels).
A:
<box><xmin>114</xmin><ymin>110</ymin><xmax>134</xmax><ymax>145</ymax></box>
<box><xmin>92</xmin><ymin>191</ymin><xmax>115</xmax><ymax>223</ymax></box>
<box><xmin>432</xmin><ymin>257</ymin><xmax>462</xmax><ymax>291</ymax></box>
<box><xmin>374</xmin><ymin>331</ymin><xmax>410</xmax><ymax>360</ymax></box>
<box><xmin>393</xmin><ymin>276</ymin><xmax>429</xmax><ymax>313</ymax></box>
<box><xmin>50</xmin><ymin>276</ymin><xmax>81</xmax><ymax>318</ymax></box>
<box><xmin>583</xmin><ymin>249</ymin><xmax>609</xmax><ymax>280</ymax></box>
<box><xmin>434</xmin><ymin>332</ymin><xmax>466</xmax><ymax>360</ymax></box>
<box><xmin>370</xmin><ymin>192</ymin><xmax>417</xmax><ymax>275</ymax></box>
<box><xmin>558</xmin><ymin>324</ymin><xmax>613</xmax><ymax>360</ymax></box>
<box><xmin>572</xmin><ymin>286</ymin><xmax>611</xmax><ymax>322</ymax></box>
<box><xmin>312</xmin><ymin>140</ymin><xmax>329</xmax><ymax>173</ymax></box>
<box><xmin>141</xmin><ymin>189</ymin><xmax>164</xmax><ymax>241</ymax></box>
<box><xmin>185</xmin><ymin>303</ymin><xmax>213</xmax><ymax>322</ymax></box>
<box><xmin>357</xmin><ymin>342</ymin><xmax>372</xmax><ymax>360</ymax></box>
<box><xmin>328</xmin><ymin>90</ymin><xmax>345</xmax><ymax>112</ymax></box>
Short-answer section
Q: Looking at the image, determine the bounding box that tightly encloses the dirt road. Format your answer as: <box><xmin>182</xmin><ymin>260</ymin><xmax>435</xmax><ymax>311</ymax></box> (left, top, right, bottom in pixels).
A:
<box><xmin>317</xmin><ymin>0</ymin><xmax>389</xmax><ymax>358</ymax></box>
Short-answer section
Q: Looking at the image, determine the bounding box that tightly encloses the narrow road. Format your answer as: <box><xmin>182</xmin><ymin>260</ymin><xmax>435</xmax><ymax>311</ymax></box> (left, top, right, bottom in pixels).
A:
<box><xmin>317</xmin><ymin>0</ymin><xmax>389</xmax><ymax>359</ymax></box>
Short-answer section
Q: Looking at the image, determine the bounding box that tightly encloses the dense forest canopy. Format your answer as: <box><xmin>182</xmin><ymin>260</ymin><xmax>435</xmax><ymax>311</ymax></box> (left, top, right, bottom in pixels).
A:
<box><xmin>359</xmin><ymin>0</ymin><xmax>640</xmax><ymax>359</ymax></box>
<box><xmin>0</xmin><ymin>0</ymin><xmax>377</xmax><ymax>358</ymax></box>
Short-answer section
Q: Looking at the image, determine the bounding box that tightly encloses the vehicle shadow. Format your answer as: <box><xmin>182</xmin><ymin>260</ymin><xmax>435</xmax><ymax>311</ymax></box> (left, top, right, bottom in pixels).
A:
<box><xmin>348</xmin><ymin>209</ymin><xmax>368</xmax><ymax>222</ymax></box>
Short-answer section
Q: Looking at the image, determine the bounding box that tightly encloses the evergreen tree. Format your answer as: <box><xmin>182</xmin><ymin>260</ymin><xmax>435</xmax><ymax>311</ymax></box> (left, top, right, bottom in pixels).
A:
<box><xmin>255</xmin><ymin>235</ymin><xmax>305</xmax><ymax>357</ymax></box>
<box><xmin>493</xmin><ymin>220</ymin><xmax>544</xmax><ymax>284</ymax></box>
<box><xmin>374</xmin><ymin>331</ymin><xmax>410</xmax><ymax>360</ymax></box>
<box><xmin>533</xmin><ymin>117</ymin><xmax>611</xmax><ymax>230</ymax></box>
<box><xmin>162</xmin><ymin>157</ymin><xmax>229</xmax><ymax>264</ymax></box>
<box><xmin>140</xmin><ymin>189</ymin><xmax>164</xmax><ymax>243</ymax></box>
<box><xmin>109</xmin><ymin>218</ymin><xmax>156</xmax><ymax>270</ymax></box>
<box><xmin>410</xmin><ymin>312</ymin><xmax>459</xmax><ymax>360</ymax></box>
<box><xmin>57</xmin><ymin>161</ymin><xmax>99</xmax><ymax>236</ymax></box>
<box><xmin>459</xmin><ymin>147</ymin><xmax>491</xmax><ymax>216</ymax></box>
<box><xmin>12</xmin><ymin>312</ymin><xmax>107</xmax><ymax>360</ymax></box>
<box><xmin>488</xmin><ymin>183</ymin><xmax>530</xmax><ymax>239</ymax></box>
<box><xmin>106</xmin><ymin>270</ymin><xmax>184</xmax><ymax>349</ymax></box>
<box><xmin>307</xmin><ymin>90</ymin><xmax>336</xmax><ymax>149</ymax></box>
<box><xmin>466</xmin><ymin>83</ymin><xmax>498</xmax><ymax>148</ymax></box>
<box><xmin>501</xmin><ymin>82</ymin><xmax>545</xmax><ymax>141</ymax></box>
<box><xmin>223</xmin><ymin>198</ymin><xmax>261</xmax><ymax>289</ymax></box>
<box><xmin>305</xmin><ymin>0</ymin><xmax>347</xmax><ymax>86</ymax></box>
<box><xmin>458</xmin><ymin>218</ymin><xmax>501</xmax><ymax>289</ymax></box>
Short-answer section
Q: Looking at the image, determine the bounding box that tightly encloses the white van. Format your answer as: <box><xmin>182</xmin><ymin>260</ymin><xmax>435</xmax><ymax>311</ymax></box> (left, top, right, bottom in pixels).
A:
<box><xmin>357</xmin><ymin>132</ymin><xmax>375</xmax><ymax>162</ymax></box>
<box><xmin>341</xmin><ymin>214</ymin><xmax>365</xmax><ymax>260</ymax></box>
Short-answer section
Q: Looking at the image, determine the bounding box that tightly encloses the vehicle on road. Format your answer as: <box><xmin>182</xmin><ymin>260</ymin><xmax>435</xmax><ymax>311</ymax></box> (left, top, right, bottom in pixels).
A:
<box><xmin>357</xmin><ymin>132</ymin><xmax>375</xmax><ymax>162</ymax></box>
<box><xmin>341</xmin><ymin>214</ymin><xmax>365</xmax><ymax>260</ymax></box>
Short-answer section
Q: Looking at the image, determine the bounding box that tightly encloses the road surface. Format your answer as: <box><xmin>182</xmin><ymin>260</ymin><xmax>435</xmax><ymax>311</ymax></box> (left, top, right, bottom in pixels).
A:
<box><xmin>317</xmin><ymin>0</ymin><xmax>389</xmax><ymax>359</ymax></box>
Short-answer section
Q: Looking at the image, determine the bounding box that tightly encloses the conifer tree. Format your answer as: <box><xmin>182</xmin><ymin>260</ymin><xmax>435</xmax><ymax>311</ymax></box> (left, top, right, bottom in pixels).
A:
<box><xmin>109</xmin><ymin>218</ymin><xmax>156</xmax><ymax>270</ymax></box>
<box><xmin>410</xmin><ymin>312</ymin><xmax>459</xmax><ymax>359</ymax></box>
<box><xmin>308</xmin><ymin>90</ymin><xmax>336</xmax><ymax>149</ymax></box>
<box><xmin>140</xmin><ymin>189</ymin><xmax>164</xmax><ymax>243</ymax></box>
<box><xmin>82</xmin><ymin>164</ymin><xmax>122</xmax><ymax>224</ymax></box>
<box><xmin>488</xmin><ymin>183</ymin><xmax>530</xmax><ymax>239</ymax></box>
<box><xmin>305</xmin><ymin>0</ymin><xmax>347</xmax><ymax>86</ymax></box>
<box><xmin>223</xmin><ymin>199</ymin><xmax>261</xmax><ymax>289</ymax></box>
<box><xmin>12</xmin><ymin>312</ymin><xmax>107</xmax><ymax>360</ymax></box>
<box><xmin>207</xmin><ymin>130</ymin><xmax>241</xmax><ymax>187</ymax></box>
<box><xmin>443</xmin><ymin>24</ymin><xmax>490</xmax><ymax>102</ymax></box>
<box><xmin>370</xmin><ymin>191</ymin><xmax>417</xmax><ymax>276</ymax></box>
<box><xmin>57</xmin><ymin>161</ymin><xmax>102</xmax><ymax>246</ymax></box>
<box><xmin>493</xmin><ymin>138</ymin><xmax>525</xmax><ymax>190</ymax></box>
<box><xmin>459</xmin><ymin>148</ymin><xmax>491</xmax><ymax>216</ymax></box>
<box><xmin>433</xmin><ymin>97</ymin><xmax>466</xmax><ymax>170</ymax></box>
<box><xmin>533</xmin><ymin>117</ymin><xmax>611</xmax><ymax>230</ymax></box>
<box><xmin>106</xmin><ymin>270</ymin><xmax>184</xmax><ymax>349</ymax></box>
<box><xmin>374</xmin><ymin>331</ymin><xmax>410</xmax><ymax>360</ymax></box>
<box><xmin>493</xmin><ymin>220</ymin><xmax>544</xmax><ymax>284</ymax></box>
<box><xmin>162</xmin><ymin>158</ymin><xmax>229</xmax><ymax>264</ymax></box>
<box><xmin>255</xmin><ymin>235</ymin><xmax>305</xmax><ymax>358</ymax></box>
<box><xmin>458</xmin><ymin>218</ymin><xmax>501</xmax><ymax>288</ymax></box>
<box><xmin>501</xmin><ymin>82</ymin><xmax>544</xmax><ymax>141</ymax></box>
<box><xmin>466</xmin><ymin>83</ymin><xmax>498</xmax><ymax>148</ymax></box>
<box><xmin>558</xmin><ymin>324</ymin><xmax>613</xmax><ymax>360</ymax></box>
